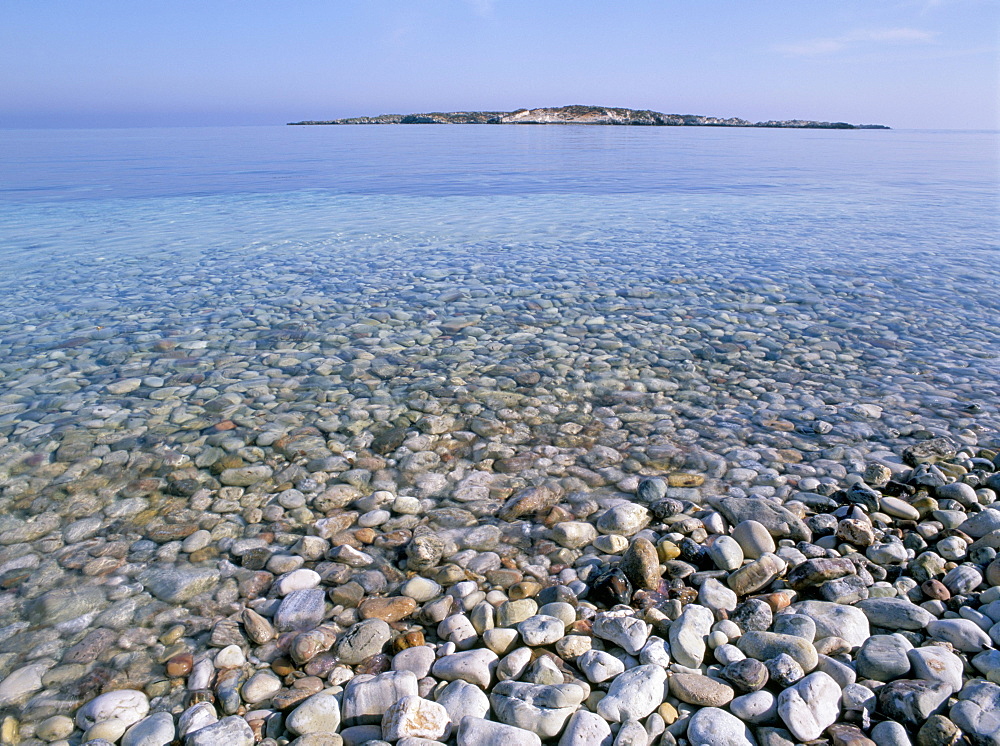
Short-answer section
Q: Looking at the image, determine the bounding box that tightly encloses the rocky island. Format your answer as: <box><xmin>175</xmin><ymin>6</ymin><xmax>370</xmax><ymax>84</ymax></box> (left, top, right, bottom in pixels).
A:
<box><xmin>288</xmin><ymin>104</ymin><xmax>889</xmax><ymax>129</ymax></box>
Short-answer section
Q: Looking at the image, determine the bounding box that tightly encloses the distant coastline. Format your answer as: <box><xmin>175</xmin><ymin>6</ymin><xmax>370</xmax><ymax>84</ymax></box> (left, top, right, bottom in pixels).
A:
<box><xmin>288</xmin><ymin>104</ymin><xmax>889</xmax><ymax>129</ymax></box>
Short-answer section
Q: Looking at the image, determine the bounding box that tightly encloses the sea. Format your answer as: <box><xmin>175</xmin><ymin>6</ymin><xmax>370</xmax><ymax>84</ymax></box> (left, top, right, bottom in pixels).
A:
<box><xmin>0</xmin><ymin>124</ymin><xmax>998</xmax><ymax>717</ymax></box>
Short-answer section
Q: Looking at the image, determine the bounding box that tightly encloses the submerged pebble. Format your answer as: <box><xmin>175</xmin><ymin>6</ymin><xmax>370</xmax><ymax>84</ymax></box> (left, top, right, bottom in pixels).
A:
<box><xmin>0</xmin><ymin>182</ymin><xmax>997</xmax><ymax>745</ymax></box>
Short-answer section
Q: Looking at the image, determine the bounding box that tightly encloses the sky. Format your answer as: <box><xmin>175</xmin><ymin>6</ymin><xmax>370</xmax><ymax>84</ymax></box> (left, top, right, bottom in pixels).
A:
<box><xmin>1</xmin><ymin>0</ymin><xmax>997</xmax><ymax>129</ymax></box>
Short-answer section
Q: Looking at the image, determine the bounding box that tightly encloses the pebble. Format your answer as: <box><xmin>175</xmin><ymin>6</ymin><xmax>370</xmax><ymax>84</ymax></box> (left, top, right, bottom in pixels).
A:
<box><xmin>276</xmin><ymin>589</ymin><xmax>328</xmax><ymax>632</ymax></box>
<box><xmin>855</xmin><ymin>598</ymin><xmax>934</xmax><ymax>630</ymax></box>
<box><xmin>431</xmin><ymin>648</ymin><xmax>498</xmax><ymax>689</ymax></box>
<box><xmin>338</xmin><ymin>619</ymin><xmax>392</xmax><ymax>664</ymax></box>
<box><xmin>242</xmin><ymin>670</ymin><xmax>283</xmax><ymax>704</ymax></box>
<box><xmin>856</xmin><ymin>634</ymin><xmax>912</xmax><ymax>681</ymax></box>
<box><xmin>706</xmin><ymin>535</ymin><xmax>745</xmax><ymax>571</ymax></box>
<box><xmin>878</xmin><ymin>679</ymin><xmax>952</xmax><ymax>728</ymax></box>
<box><xmin>184</xmin><ymin>715</ymin><xmax>255</xmax><ymax>746</ymax></box>
<box><xmin>457</xmin><ymin>716</ymin><xmax>541</xmax><ymax>746</ymax></box>
<box><xmin>908</xmin><ymin>646</ymin><xmax>965</xmax><ymax>694</ymax></box>
<box><xmin>0</xmin><ymin>663</ymin><xmax>48</xmax><ymax>707</ymax></box>
<box><xmin>381</xmin><ymin>696</ymin><xmax>451</xmax><ymax>741</ymax></box>
<box><xmin>669</xmin><ymin>672</ymin><xmax>735</xmax><ymax>706</ymax></box>
<box><xmin>737</xmin><ymin>631</ymin><xmax>818</xmax><ymax>673</ymax></box>
<box><xmin>342</xmin><ymin>671</ymin><xmax>418</xmax><ymax>727</ymax></box>
<box><xmin>76</xmin><ymin>690</ymin><xmax>150</xmax><ymax>730</ymax></box>
<box><xmin>121</xmin><ymin>712</ymin><xmax>175</xmax><ymax>746</ymax></box>
<box><xmin>596</xmin><ymin>664</ymin><xmax>666</xmax><ymax>723</ymax></box>
<box><xmin>729</xmin><ymin>690</ymin><xmax>777</xmax><ymax>723</ymax></box>
<box><xmin>435</xmin><ymin>680</ymin><xmax>490</xmax><ymax>727</ymax></box>
<box><xmin>686</xmin><ymin>707</ymin><xmax>757</xmax><ymax>746</ymax></box>
<box><xmin>926</xmin><ymin>619</ymin><xmax>993</xmax><ymax>652</ymax></box>
<box><xmin>777</xmin><ymin>671</ymin><xmax>842</xmax><ymax>741</ymax></box>
<box><xmin>949</xmin><ymin>680</ymin><xmax>1000</xmax><ymax>746</ymax></box>
<box><xmin>619</xmin><ymin>536</ymin><xmax>663</xmax><ymax>589</ymax></box>
<box><xmin>592</xmin><ymin>609</ymin><xmax>651</xmax><ymax>655</ymax></box>
<box><xmin>490</xmin><ymin>681</ymin><xmax>584</xmax><ymax>738</ymax></box>
<box><xmin>871</xmin><ymin>720</ymin><xmax>914</xmax><ymax>746</ymax></box>
<box><xmin>576</xmin><ymin>649</ymin><xmax>625</xmax><ymax>683</ymax></box>
<box><xmin>791</xmin><ymin>601</ymin><xmax>870</xmax><ymax>648</ymax></box>
<box><xmin>517</xmin><ymin>615</ymin><xmax>565</xmax><ymax>646</ymax></box>
<box><xmin>669</xmin><ymin>603</ymin><xmax>714</xmax><ymax>668</ymax></box>
<box><xmin>557</xmin><ymin>710</ymin><xmax>612</xmax><ymax>746</ymax></box>
<box><xmin>731</xmin><ymin>520</ymin><xmax>776</xmax><ymax>560</ymax></box>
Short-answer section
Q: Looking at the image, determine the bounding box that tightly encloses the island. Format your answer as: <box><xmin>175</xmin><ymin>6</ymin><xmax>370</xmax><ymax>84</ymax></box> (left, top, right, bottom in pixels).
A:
<box><xmin>288</xmin><ymin>104</ymin><xmax>889</xmax><ymax>129</ymax></box>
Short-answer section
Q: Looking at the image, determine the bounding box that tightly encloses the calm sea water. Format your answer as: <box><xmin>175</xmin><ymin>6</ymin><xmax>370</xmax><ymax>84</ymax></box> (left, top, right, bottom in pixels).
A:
<box><xmin>1</xmin><ymin>125</ymin><xmax>997</xmax><ymax>339</ymax></box>
<box><xmin>0</xmin><ymin>125</ymin><xmax>998</xmax><ymax>441</ymax></box>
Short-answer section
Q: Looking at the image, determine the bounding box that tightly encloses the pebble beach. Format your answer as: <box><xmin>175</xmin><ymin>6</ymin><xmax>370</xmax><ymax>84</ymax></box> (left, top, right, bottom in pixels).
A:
<box><xmin>0</xmin><ymin>126</ymin><xmax>999</xmax><ymax>745</ymax></box>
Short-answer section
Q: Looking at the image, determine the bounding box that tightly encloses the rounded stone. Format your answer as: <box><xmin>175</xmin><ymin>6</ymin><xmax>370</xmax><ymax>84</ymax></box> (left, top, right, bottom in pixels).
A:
<box><xmin>777</xmin><ymin>671</ymin><xmax>842</xmax><ymax>741</ymax></box>
<box><xmin>706</xmin><ymin>535</ymin><xmax>744</xmax><ymax>571</ymax></box>
<box><xmin>731</xmin><ymin>520</ymin><xmax>776</xmax><ymax>560</ymax></box>
<box><xmin>516</xmin><ymin>615</ymin><xmax>565</xmax><ymax>646</ymax></box>
<box><xmin>121</xmin><ymin>712</ymin><xmax>175</xmax><ymax>746</ymax></box>
<box><xmin>338</xmin><ymin>619</ymin><xmax>392</xmax><ymax>664</ymax></box>
<box><xmin>668</xmin><ymin>673</ymin><xmax>735</xmax><ymax>707</ymax></box>
<box><xmin>686</xmin><ymin>707</ymin><xmax>756</xmax><ymax>746</ymax></box>
<box><xmin>76</xmin><ymin>690</ymin><xmax>150</xmax><ymax>730</ymax></box>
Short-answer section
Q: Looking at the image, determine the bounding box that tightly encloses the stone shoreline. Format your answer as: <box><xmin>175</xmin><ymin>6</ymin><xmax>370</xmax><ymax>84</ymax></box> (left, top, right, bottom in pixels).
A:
<box><xmin>1</xmin><ymin>414</ymin><xmax>999</xmax><ymax>744</ymax></box>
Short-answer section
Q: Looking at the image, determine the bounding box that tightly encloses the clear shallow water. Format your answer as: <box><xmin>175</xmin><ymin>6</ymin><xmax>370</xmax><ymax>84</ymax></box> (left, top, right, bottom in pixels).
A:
<box><xmin>0</xmin><ymin>125</ymin><xmax>998</xmax><ymax>717</ymax></box>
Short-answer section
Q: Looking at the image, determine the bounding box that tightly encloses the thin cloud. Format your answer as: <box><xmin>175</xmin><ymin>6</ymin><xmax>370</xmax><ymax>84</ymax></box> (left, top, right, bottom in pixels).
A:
<box><xmin>464</xmin><ymin>0</ymin><xmax>497</xmax><ymax>19</ymax></box>
<box><xmin>777</xmin><ymin>27</ymin><xmax>937</xmax><ymax>56</ymax></box>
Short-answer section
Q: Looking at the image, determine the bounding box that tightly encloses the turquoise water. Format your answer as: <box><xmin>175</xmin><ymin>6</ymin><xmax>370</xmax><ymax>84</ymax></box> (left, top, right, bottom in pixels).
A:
<box><xmin>1</xmin><ymin>126</ymin><xmax>997</xmax><ymax>373</ymax></box>
<box><xmin>0</xmin><ymin>126</ymin><xmax>995</xmax><ymax>469</ymax></box>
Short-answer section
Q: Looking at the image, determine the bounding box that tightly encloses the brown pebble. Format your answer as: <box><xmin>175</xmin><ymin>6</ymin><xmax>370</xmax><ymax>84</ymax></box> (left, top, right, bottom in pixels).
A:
<box><xmin>292</xmin><ymin>676</ymin><xmax>324</xmax><ymax>694</ymax></box>
<box><xmin>922</xmin><ymin>579</ymin><xmax>951</xmax><ymax>601</ymax></box>
<box><xmin>271</xmin><ymin>657</ymin><xmax>295</xmax><ymax>677</ymax></box>
<box><xmin>238</xmin><ymin>571</ymin><xmax>274</xmax><ymax>598</ymax></box>
<box><xmin>393</xmin><ymin>629</ymin><xmax>426</xmax><ymax>652</ymax></box>
<box><xmin>354</xmin><ymin>528</ymin><xmax>377</xmax><ymax>544</ymax></box>
<box><xmin>373</xmin><ymin>530</ymin><xmax>411</xmax><ymax>549</ymax></box>
<box><xmin>828</xmin><ymin>722</ymin><xmax>876</xmax><ymax>746</ymax></box>
<box><xmin>304</xmin><ymin>653</ymin><xmax>339</xmax><ymax>678</ymax></box>
<box><xmin>752</xmin><ymin>590</ymin><xmax>796</xmax><ymax>613</ymax></box>
<box><xmin>185</xmin><ymin>690</ymin><xmax>215</xmax><ymax>706</ymax></box>
<box><xmin>543</xmin><ymin>506</ymin><xmax>574</xmax><ymax>528</ymax></box>
<box><xmin>188</xmin><ymin>547</ymin><xmax>219</xmax><ymax>563</ymax></box>
<box><xmin>359</xmin><ymin>596</ymin><xmax>417</xmax><ymax>623</ymax></box>
<box><xmin>270</xmin><ymin>688</ymin><xmax>313</xmax><ymax>711</ymax></box>
<box><xmin>247</xmin><ymin>718</ymin><xmax>266</xmax><ymax>741</ymax></box>
<box><xmin>509</xmin><ymin>581</ymin><xmax>542</xmax><ymax>600</ymax></box>
<box><xmin>667</xmin><ymin>473</ymin><xmax>705</xmax><ymax>488</ymax></box>
<box><xmin>485</xmin><ymin>569</ymin><xmax>523</xmax><ymax>588</ymax></box>
<box><xmin>356</xmin><ymin>653</ymin><xmax>392</xmax><ymax>675</ymax></box>
<box><xmin>166</xmin><ymin>653</ymin><xmax>193</xmax><ymax>677</ymax></box>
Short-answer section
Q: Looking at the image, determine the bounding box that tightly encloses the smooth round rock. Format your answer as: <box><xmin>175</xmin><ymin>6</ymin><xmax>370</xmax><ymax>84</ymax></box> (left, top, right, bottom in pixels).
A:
<box><xmin>686</xmin><ymin>707</ymin><xmax>756</xmax><ymax>746</ymax></box>
<box><xmin>76</xmin><ymin>690</ymin><xmax>150</xmax><ymax>730</ymax></box>
<box><xmin>121</xmin><ymin>712</ymin><xmax>175</xmax><ymax>746</ymax></box>
<box><xmin>777</xmin><ymin>671</ymin><xmax>842</xmax><ymax>741</ymax></box>
<box><xmin>731</xmin><ymin>520</ymin><xmax>776</xmax><ymax>560</ymax></box>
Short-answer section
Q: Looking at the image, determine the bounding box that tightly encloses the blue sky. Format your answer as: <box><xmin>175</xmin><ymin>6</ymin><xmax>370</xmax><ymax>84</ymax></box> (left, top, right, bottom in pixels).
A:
<box><xmin>1</xmin><ymin>0</ymin><xmax>997</xmax><ymax>129</ymax></box>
